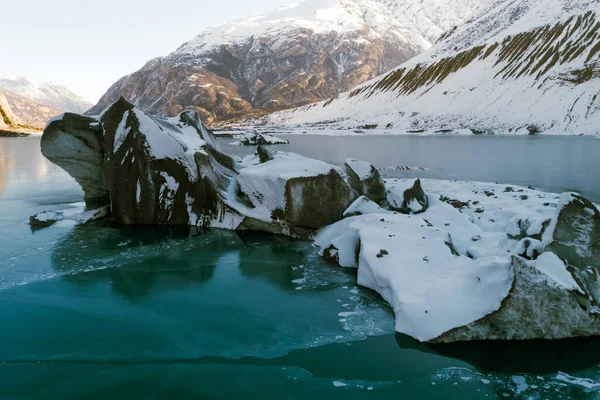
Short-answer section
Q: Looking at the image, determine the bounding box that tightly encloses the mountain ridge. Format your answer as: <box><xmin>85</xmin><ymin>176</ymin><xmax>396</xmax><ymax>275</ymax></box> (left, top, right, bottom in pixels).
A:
<box><xmin>0</xmin><ymin>75</ymin><xmax>92</xmax><ymax>114</ymax></box>
<box><xmin>260</xmin><ymin>0</ymin><xmax>600</xmax><ymax>135</ymax></box>
<box><xmin>0</xmin><ymin>87</ymin><xmax>63</xmax><ymax>133</ymax></box>
<box><xmin>88</xmin><ymin>0</ymin><xmax>491</xmax><ymax>122</ymax></box>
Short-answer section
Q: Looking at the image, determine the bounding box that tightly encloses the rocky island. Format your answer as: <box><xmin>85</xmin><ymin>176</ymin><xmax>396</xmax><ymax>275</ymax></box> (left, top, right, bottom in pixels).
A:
<box><xmin>36</xmin><ymin>98</ymin><xmax>600</xmax><ymax>344</ymax></box>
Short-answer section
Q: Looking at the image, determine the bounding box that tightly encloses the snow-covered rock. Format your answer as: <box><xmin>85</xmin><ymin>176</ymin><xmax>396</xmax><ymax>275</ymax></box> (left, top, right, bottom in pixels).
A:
<box><xmin>29</xmin><ymin>211</ymin><xmax>65</xmax><ymax>227</ymax></box>
<box><xmin>345</xmin><ymin>158</ymin><xmax>386</xmax><ymax>203</ymax></box>
<box><xmin>237</xmin><ymin>152</ymin><xmax>356</xmax><ymax>230</ymax></box>
<box><xmin>88</xmin><ymin>0</ymin><xmax>490</xmax><ymax>122</ymax></box>
<box><xmin>263</xmin><ymin>0</ymin><xmax>600</xmax><ymax>135</ymax></box>
<box><xmin>386</xmin><ymin>178</ymin><xmax>429</xmax><ymax>214</ymax></box>
<box><xmin>315</xmin><ymin>177</ymin><xmax>600</xmax><ymax>342</ymax></box>
<box><xmin>41</xmin><ymin>99</ymin><xmax>355</xmax><ymax>237</ymax></box>
<box><xmin>44</xmin><ymin>97</ymin><xmax>239</xmax><ymax>226</ymax></box>
<box><xmin>235</xmin><ymin>132</ymin><xmax>289</xmax><ymax>146</ymax></box>
<box><xmin>534</xmin><ymin>252</ymin><xmax>582</xmax><ymax>292</ymax></box>
<box><xmin>316</xmin><ymin>212</ymin><xmax>513</xmax><ymax>342</ymax></box>
<box><xmin>29</xmin><ymin>205</ymin><xmax>110</xmax><ymax>228</ymax></box>
<box><xmin>435</xmin><ymin>256</ymin><xmax>600</xmax><ymax>342</ymax></box>
<box><xmin>513</xmin><ymin>237</ymin><xmax>543</xmax><ymax>260</ymax></box>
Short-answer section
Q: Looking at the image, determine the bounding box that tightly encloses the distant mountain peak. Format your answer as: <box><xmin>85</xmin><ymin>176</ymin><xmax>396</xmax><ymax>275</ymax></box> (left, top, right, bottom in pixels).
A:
<box><xmin>0</xmin><ymin>75</ymin><xmax>92</xmax><ymax>114</ymax></box>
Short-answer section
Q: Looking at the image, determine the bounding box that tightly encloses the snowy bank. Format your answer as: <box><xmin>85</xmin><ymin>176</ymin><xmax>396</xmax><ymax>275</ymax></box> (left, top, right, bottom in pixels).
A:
<box><xmin>316</xmin><ymin>176</ymin><xmax>600</xmax><ymax>342</ymax></box>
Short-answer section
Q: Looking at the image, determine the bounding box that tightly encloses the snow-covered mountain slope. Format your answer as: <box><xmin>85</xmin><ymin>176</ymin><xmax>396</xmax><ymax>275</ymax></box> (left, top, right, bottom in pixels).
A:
<box><xmin>0</xmin><ymin>76</ymin><xmax>92</xmax><ymax>114</ymax></box>
<box><xmin>263</xmin><ymin>0</ymin><xmax>600</xmax><ymax>135</ymax></box>
<box><xmin>378</xmin><ymin>0</ymin><xmax>491</xmax><ymax>44</ymax></box>
<box><xmin>89</xmin><ymin>0</ymin><xmax>490</xmax><ymax>123</ymax></box>
<box><xmin>0</xmin><ymin>88</ymin><xmax>63</xmax><ymax>132</ymax></box>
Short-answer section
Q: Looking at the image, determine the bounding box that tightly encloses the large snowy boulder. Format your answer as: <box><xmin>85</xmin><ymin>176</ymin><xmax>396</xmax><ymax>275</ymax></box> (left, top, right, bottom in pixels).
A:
<box><xmin>316</xmin><ymin>180</ymin><xmax>600</xmax><ymax>342</ymax></box>
<box><xmin>315</xmin><ymin>213</ymin><xmax>513</xmax><ymax>342</ymax></box>
<box><xmin>345</xmin><ymin>158</ymin><xmax>386</xmax><ymax>203</ymax></box>
<box><xmin>40</xmin><ymin>99</ymin><xmax>356</xmax><ymax>237</ymax></box>
<box><xmin>435</xmin><ymin>255</ymin><xmax>600</xmax><ymax>343</ymax></box>
<box><xmin>237</xmin><ymin>152</ymin><xmax>356</xmax><ymax>230</ymax></box>
<box><xmin>101</xmin><ymin>99</ymin><xmax>232</xmax><ymax>225</ymax></box>
<box><xmin>43</xmin><ymin>98</ymin><xmax>235</xmax><ymax>226</ymax></box>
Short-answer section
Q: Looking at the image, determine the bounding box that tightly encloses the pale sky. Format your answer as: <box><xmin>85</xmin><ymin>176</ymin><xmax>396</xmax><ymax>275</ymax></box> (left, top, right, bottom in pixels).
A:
<box><xmin>2</xmin><ymin>0</ymin><xmax>293</xmax><ymax>103</ymax></box>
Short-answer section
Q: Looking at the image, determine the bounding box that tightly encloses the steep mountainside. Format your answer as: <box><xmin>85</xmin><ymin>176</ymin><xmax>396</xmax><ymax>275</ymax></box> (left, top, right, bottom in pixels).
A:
<box><xmin>263</xmin><ymin>0</ymin><xmax>600</xmax><ymax>135</ymax></box>
<box><xmin>0</xmin><ymin>88</ymin><xmax>63</xmax><ymax>132</ymax></box>
<box><xmin>89</xmin><ymin>0</ymin><xmax>490</xmax><ymax>122</ymax></box>
<box><xmin>0</xmin><ymin>75</ymin><xmax>92</xmax><ymax>114</ymax></box>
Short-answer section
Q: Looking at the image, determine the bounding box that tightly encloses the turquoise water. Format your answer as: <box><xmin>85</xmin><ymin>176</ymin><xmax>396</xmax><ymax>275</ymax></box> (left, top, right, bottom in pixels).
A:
<box><xmin>1</xmin><ymin>136</ymin><xmax>600</xmax><ymax>399</ymax></box>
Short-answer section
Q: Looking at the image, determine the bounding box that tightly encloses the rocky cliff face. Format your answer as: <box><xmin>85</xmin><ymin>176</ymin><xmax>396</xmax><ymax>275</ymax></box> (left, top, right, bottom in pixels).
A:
<box><xmin>88</xmin><ymin>0</ymin><xmax>490</xmax><ymax>123</ymax></box>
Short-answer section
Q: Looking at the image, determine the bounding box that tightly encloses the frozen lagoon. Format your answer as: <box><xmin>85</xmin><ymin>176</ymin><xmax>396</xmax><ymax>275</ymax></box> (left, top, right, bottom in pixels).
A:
<box><xmin>1</xmin><ymin>136</ymin><xmax>600</xmax><ymax>398</ymax></box>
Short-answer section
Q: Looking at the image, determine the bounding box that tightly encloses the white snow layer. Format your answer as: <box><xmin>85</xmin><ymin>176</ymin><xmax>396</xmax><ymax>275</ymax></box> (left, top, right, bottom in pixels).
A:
<box><xmin>315</xmin><ymin>178</ymin><xmax>574</xmax><ymax>341</ymax></box>
<box><xmin>316</xmin><ymin>212</ymin><xmax>513</xmax><ymax>342</ymax></box>
<box><xmin>343</xmin><ymin>195</ymin><xmax>391</xmax><ymax>217</ymax></box>
<box><xmin>175</xmin><ymin>0</ymin><xmax>490</xmax><ymax>57</ymax></box>
<box><xmin>534</xmin><ymin>252</ymin><xmax>581</xmax><ymax>292</ymax></box>
<box><xmin>236</xmin><ymin>152</ymin><xmax>340</xmax><ymax>219</ymax></box>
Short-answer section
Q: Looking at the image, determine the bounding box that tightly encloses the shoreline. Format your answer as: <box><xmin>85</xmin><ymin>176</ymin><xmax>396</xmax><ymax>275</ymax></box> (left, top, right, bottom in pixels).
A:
<box><xmin>0</xmin><ymin>130</ymin><xmax>31</xmax><ymax>137</ymax></box>
<box><xmin>211</xmin><ymin>126</ymin><xmax>598</xmax><ymax>138</ymax></box>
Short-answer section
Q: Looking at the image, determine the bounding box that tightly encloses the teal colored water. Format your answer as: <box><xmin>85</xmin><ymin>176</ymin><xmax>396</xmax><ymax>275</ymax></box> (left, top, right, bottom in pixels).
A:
<box><xmin>222</xmin><ymin>134</ymin><xmax>600</xmax><ymax>202</ymax></box>
<box><xmin>1</xmin><ymin>136</ymin><xmax>600</xmax><ymax>399</ymax></box>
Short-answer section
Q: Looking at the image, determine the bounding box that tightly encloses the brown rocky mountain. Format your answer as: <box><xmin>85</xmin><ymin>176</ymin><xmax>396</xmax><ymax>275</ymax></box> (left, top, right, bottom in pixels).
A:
<box><xmin>0</xmin><ymin>88</ymin><xmax>63</xmax><ymax>133</ymax></box>
<box><xmin>89</xmin><ymin>0</ymin><xmax>490</xmax><ymax>123</ymax></box>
